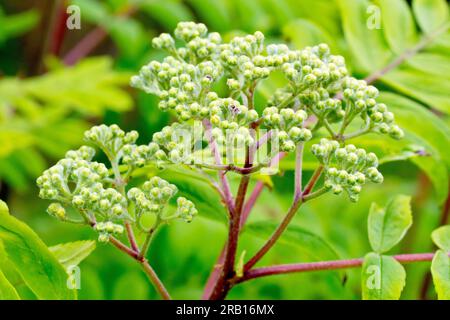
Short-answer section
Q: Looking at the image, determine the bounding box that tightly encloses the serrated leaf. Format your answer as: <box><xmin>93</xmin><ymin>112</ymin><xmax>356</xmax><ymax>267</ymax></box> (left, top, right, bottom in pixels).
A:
<box><xmin>245</xmin><ymin>221</ymin><xmax>341</xmax><ymax>263</ymax></box>
<box><xmin>432</xmin><ymin>226</ymin><xmax>450</xmax><ymax>251</ymax></box>
<box><xmin>49</xmin><ymin>241</ymin><xmax>96</xmax><ymax>269</ymax></box>
<box><xmin>0</xmin><ymin>213</ymin><xmax>75</xmax><ymax>299</ymax></box>
<box><xmin>431</xmin><ymin>250</ymin><xmax>450</xmax><ymax>300</ymax></box>
<box><xmin>376</xmin><ymin>0</ymin><xmax>418</xmax><ymax>53</ymax></box>
<box><xmin>0</xmin><ymin>269</ymin><xmax>19</xmax><ymax>300</ymax></box>
<box><xmin>361</xmin><ymin>252</ymin><xmax>406</xmax><ymax>300</ymax></box>
<box><xmin>413</xmin><ymin>0</ymin><xmax>449</xmax><ymax>33</ymax></box>
<box><xmin>368</xmin><ymin>195</ymin><xmax>412</xmax><ymax>253</ymax></box>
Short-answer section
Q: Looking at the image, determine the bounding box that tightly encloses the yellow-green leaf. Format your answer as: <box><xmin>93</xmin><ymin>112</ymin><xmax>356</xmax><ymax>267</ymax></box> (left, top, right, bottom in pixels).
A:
<box><xmin>413</xmin><ymin>0</ymin><xmax>449</xmax><ymax>33</ymax></box>
<box><xmin>0</xmin><ymin>213</ymin><xmax>76</xmax><ymax>299</ymax></box>
<box><xmin>361</xmin><ymin>252</ymin><xmax>406</xmax><ymax>300</ymax></box>
<box><xmin>432</xmin><ymin>226</ymin><xmax>450</xmax><ymax>251</ymax></box>
<box><xmin>49</xmin><ymin>240</ymin><xmax>96</xmax><ymax>269</ymax></box>
<box><xmin>431</xmin><ymin>250</ymin><xmax>450</xmax><ymax>300</ymax></box>
<box><xmin>368</xmin><ymin>195</ymin><xmax>412</xmax><ymax>253</ymax></box>
<box><xmin>0</xmin><ymin>269</ymin><xmax>19</xmax><ymax>300</ymax></box>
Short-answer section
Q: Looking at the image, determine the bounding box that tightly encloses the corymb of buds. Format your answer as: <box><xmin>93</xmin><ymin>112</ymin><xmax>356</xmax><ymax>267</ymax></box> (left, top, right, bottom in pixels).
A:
<box><xmin>342</xmin><ymin>78</ymin><xmax>404</xmax><ymax>139</ymax></box>
<box><xmin>209</xmin><ymin>98</ymin><xmax>259</xmax><ymax>148</ymax></box>
<box><xmin>128</xmin><ymin>177</ymin><xmax>197</xmax><ymax>224</ymax></box>
<box><xmin>312</xmin><ymin>139</ymin><xmax>383</xmax><ymax>202</ymax></box>
<box><xmin>94</xmin><ymin>221</ymin><xmax>125</xmax><ymax>243</ymax></box>
<box><xmin>84</xmin><ymin>124</ymin><xmax>138</xmax><ymax>158</ymax></box>
<box><xmin>263</xmin><ymin>107</ymin><xmax>312</xmax><ymax>152</ymax></box>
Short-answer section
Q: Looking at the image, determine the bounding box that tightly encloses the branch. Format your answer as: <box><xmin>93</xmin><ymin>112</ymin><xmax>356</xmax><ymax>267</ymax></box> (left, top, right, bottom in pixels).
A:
<box><xmin>244</xmin><ymin>146</ymin><xmax>305</xmax><ymax>271</ymax></box>
<box><xmin>235</xmin><ymin>252</ymin><xmax>447</xmax><ymax>283</ymax></box>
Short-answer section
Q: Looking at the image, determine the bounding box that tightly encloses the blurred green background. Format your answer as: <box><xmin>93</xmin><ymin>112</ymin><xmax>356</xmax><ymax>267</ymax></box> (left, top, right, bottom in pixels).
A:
<box><xmin>0</xmin><ymin>0</ymin><xmax>449</xmax><ymax>299</ymax></box>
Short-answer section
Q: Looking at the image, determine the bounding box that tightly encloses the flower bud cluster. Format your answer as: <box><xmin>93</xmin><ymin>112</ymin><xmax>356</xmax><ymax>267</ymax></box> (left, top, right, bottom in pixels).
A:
<box><xmin>220</xmin><ymin>31</ymin><xmax>272</xmax><ymax>89</ymax></box>
<box><xmin>84</xmin><ymin>124</ymin><xmax>138</xmax><ymax>157</ymax></box>
<box><xmin>342</xmin><ymin>78</ymin><xmax>404</xmax><ymax>139</ymax></box>
<box><xmin>131</xmin><ymin>56</ymin><xmax>223</xmax><ymax>121</ymax></box>
<box><xmin>151</xmin><ymin>122</ymin><xmax>203</xmax><ymax>165</ymax></box>
<box><xmin>94</xmin><ymin>221</ymin><xmax>125</xmax><ymax>243</ymax></box>
<box><xmin>37</xmin><ymin>147</ymin><xmax>108</xmax><ymax>201</ymax></box>
<box><xmin>209</xmin><ymin>98</ymin><xmax>259</xmax><ymax>147</ymax></box>
<box><xmin>127</xmin><ymin>177</ymin><xmax>197</xmax><ymax>223</ymax></box>
<box><xmin>311</xmin><ymin>139</ymin><xmax>383</xmax><ymax>202</ymax></box>
<box><xmin>298</xmin><ymin>88</ymin><xmax>345</xmax><ymax>122</ymax></box>
<box><xmin>263</xmin><ymin>107</ymin><xmax>312</xmax><ymax>152</ymax></box>
<box><xmin>281</xmin><ymin>44</ymin><xmax>348</xmax><ymax>90</ymax></box>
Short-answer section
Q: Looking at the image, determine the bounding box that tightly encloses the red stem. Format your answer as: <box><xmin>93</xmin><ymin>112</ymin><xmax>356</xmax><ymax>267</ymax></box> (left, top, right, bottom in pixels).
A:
<box><xmin>236</xmin><ymin>252</ymin><xmax>443</xmax><ymax>283</ymax></box>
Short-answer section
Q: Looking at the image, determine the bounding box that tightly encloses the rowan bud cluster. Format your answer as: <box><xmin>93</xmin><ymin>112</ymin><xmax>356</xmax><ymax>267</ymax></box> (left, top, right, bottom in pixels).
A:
<box><xmin>128</xmin><ymin>177</ymin><xmax>197</xmax><ymax>224</ymax></box>
<box><xmin>342</xmin><ymin>78</ymin><xmax>403</xmax><ymax>139</ymax></box>
<box><xmin>312</xmin><ymin>139</ymin><xmax>383</xmax><ymax>202</ymax></box>
<box><xmin>263</xmin><ymin>107</ymin><xmax>312</xmax><ymax>152</ymax></box>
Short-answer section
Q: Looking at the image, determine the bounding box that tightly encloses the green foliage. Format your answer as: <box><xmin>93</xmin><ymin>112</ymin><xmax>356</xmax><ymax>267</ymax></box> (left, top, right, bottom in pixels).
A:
<box><xmin>0</xmin><ymin>269</ymin><xmax>19</xmax><ymax>300</ymax></box>
<box><xmin>367</xmin><ymin>195</ymin><xmax>412</xmax><ymax>253</ymax></box>
<box><xmin>361</xmin><ymin>253</ymin><xmax>406</xmax><ymax>300</ymax></box>
<box><xmin>246</xmin><ymin>222</ymin><xmax>341</xmax><ymax>262</ymax></box>
<box><xmin>0</xmin><ymin>57</ymin><xmax>131</xmax><ymax>190</ymax></box>
<box><xmin>0</xmin><ymin>203</ymin><xmax>75</xmax><ymax>300</ymax></box>
<box><xmin>430</xmin><ymin>250</ymin><xmax>450</xmax><ymax>300</ymax></box>
<box><xmin>0</xmin><ymin>8</ymin><xmax>38</xmax><ymax>45</ymax></box>
<box><xmin>49</xmin><ymin>241</ymin><xmax>97</xmax><ymax>269</ymax></box>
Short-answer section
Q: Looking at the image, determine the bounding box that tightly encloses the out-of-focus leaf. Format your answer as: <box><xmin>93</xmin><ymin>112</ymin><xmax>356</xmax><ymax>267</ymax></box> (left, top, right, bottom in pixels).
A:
<box><xmin>337</xmin><ymin>0</ymin><xmax>392</xmax><ymax>73</ymax></box>
<box><xmin>0</xmin><ymin>9</ymin><xmax>39</xmax><ymax>44</ymax></box>
<box><xmin>368</xmin><ymin>195</ymin><xmax>412</xmax><ymax>254</ymax></box>
<box><xmin>407</xmin><ymin>53</ymin><xmax>450</xmax><ymax>78</ymax></box>
<box><xmin>107</xmin><ymin>18</ymin><xmax>148</xmax><ymax>59</ymax></box>
<box><xmin>432</xmin><ymin>226</ymin><xmax>450</xmax><ymax>251</ymax></box>
<box><xmin>0</xmin><ymin>269</ymin><xmax>19</xmax><ymax>300</ymax></box>
<box><xmin>112</xmin><ymin>272</ymin><xmax>148</xmax><ymax>299</ymax></box>
<box><xmin>378</xmin><ymin>92</ymin><xmax>450</xmax><ymax>202</ymax></box>
<box><xmin>0</xmin><ymin>211</ymin><xmax>75</xmax><ymax>299</ymax></box>
<box><xmin>186</xmin><ymin>0</ymin><xmax>233</xmax><ymax>32</ymax></box>
<box><xmin>431</xmin><ymin>250</ymin><xmax>450</xmax><ymax>300</ymax></box>
<box><xmin>283</xmin><ymin>19</ymin><xmax>338</xmax><ymax>52</ymax></box>
<box><xmin>49</xmin><ymin>241</ymin><xmax>96</xmax><ymax>269</ymax></box>
<box><xmin>376</xmin><ymin>0</ymin><xmax>418</xmax><ymax>53</ymax></box>
<box><xmin>245</xmin><ymin>221</ymin><xmax>341</xmax><ymax>262</ymax></box>
<box><xmin>139</xmin><ymin>0</ymin><xmax>194</xmax><ymax>30</ymax></box>
<box><xmin>230</xmin><ymin>0</ymin><xmax>272</xmax><ymax>33</ymax></box>
<box><xmin>361</xmin><ymin>252</ymin><xmax>406</xmax><ymax>300</ymax></box>
<box><xmin>412</xmin><ymin>0</ymin><xmax>449</xmax><ymax>33</ymax></box>
<box><xmin>382</xmin><ymin>67</ymin><xmax>450</xmax><ymax>114</ymax></box>
<box><xmin>70</xmin><ymin>0</ymin><xmax>111</xmax><ymax>24</ymax></box>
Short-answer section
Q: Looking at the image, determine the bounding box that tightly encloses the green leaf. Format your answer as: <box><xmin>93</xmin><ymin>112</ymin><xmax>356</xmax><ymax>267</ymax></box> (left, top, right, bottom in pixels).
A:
<box><xmin>49</xmin><ymin>241</ymin><xmax>96</xmax><ymax>269</ymax></box>
<box><xmin>361</xmin><ymin>252</ymin><xmax>406</xmax><ymax>300</ymax></box>
<box><xmin>431</xmin><ymin>250</ymin><xmax>450</xmax><ymax>300</ymax></box>
<box><xmin>337</xmin><ymin>0</ymin><xmax>392</xmax><ymax>73</ymax></box>
<box><xmin>0</xmin><ymin>200</ymin><xmax>8</xmax><ymax>216</ymax></box>
<box><xmin>0</xmin><ymin>269</ymin><xmax>20</xmax><ymax>300</ymax></box>
<box><xmin>112</xmin><ymin>272</ymin><xmax>149</xmax><ymax>300</ymax></box>
<box><xmin>0</xmin><ymin>10</ymin><xmax>39</xmax><ymax>44</ymax></box>
<box><xmin>186</xmin><ymin>0</ymin><xmax>233</xmax><ymax>32</ymax></box>
<box><xmin>139</xmin><ymin>1</ymin><xmax>194</xmax><ymax>31</ymax></box>
<box><xmin>0</xmin><ymin>213</ymin><xmax>75</xmax><ymax>299</ymax></box>
<box><xmin>377</xmin><ymin>0</ymin><xmax>418</xmax><ymax>53</ymax></box>
<box><xmin>283</xmin><ymin>19</ymin><xmax>338</xmax><ymax>52</ymax></box>
<box><xmin>413</xmin><ymin>0</ymin><xmax>449</xmax><ymax>33</ymax></box>
<box><xmin>382</xmin><ymin>67</ymin><xmax>450</xmax><ymax>114</ymax></box>
<box><xmin>368</xmin><ymin>195</ymin><xmax>412</xmax><ymax>253</ymax></box>
<box><xmin>378</xmin><ymin>92</ymin><xmax>450</xmax><ymax>203</ymax></box>
<box><xmin>245</xmin><ymin>221</ymin><xmax>341</xmax><ymax>262</ymax></box>
<box><xmin>407</xmin><ymin>53</ymin><xmax>450</xmax><ymax>78</ymax></box>
<box><xmin>432</xmin><ymin>226</ymin><xmax>450</xmax><ymax>251</ymax></box>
